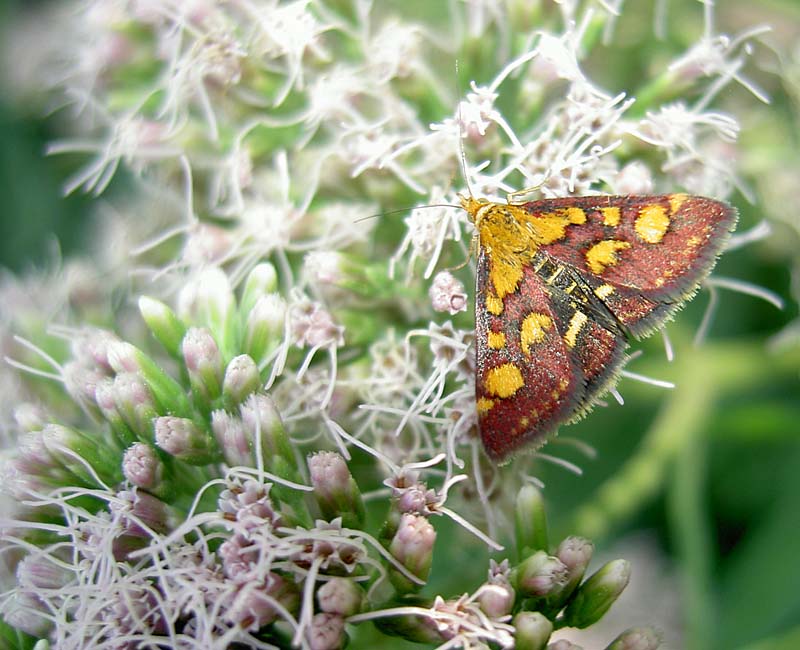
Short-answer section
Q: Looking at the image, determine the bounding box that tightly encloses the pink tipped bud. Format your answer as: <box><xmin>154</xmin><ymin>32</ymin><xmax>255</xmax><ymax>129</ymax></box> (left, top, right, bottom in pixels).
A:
<box><xmin>307</xmin><ymin>612</ymin><xmax>346</xmax><ymax>650</ymax></box>
<box><xmin>182</xmin><ymin>327</ymin><xmax>224</xmax><ymax>403</ymax></box>
<box><xmin>112</xmin><ymin>372</ymin><xmax>158</xmax><ymax>439</ymax></box>
<box><xmin>429</xmin><ymin>271</ymin><xmax>468</xmax><ymax>314</ymax></box>
<box><xmin>123</xmin><ymin>442</ymin><xmax>165</xmax><ymax>490</ymax></box>
<box><xmin>317</xmin><ymin>577</ymin><xmax>363</xmax><ymax>616</ymax></box>
<box><xmin>211</xmin><ymin>410</ymin><xmax>251</xmax><ymax>466</ymax></box>
<box><xmin>389</xmin><ymin>513</ymin><xmax>436</xmax><ymax>585</ymax></box>
<box><xmin>155</xmin><ymin>416</ymin><xmax>218</xmax><ymax>465</ymax></box>
<box><xmin>514</xmin><ymin>550</ymin><xmax>569</xmax><ymax>599</ymax></box>
<box><xmin>308</xmin><ymin>451</ymin><xmax>364</xmax><ymax>527</ymax></box>
<box><xmin>223</xmin><ymin>354</ymin><xmax>261</xmax><ymax>407</ymax></box>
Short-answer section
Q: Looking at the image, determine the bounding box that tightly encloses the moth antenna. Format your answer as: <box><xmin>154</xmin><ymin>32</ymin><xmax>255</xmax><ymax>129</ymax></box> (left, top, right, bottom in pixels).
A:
<box><xmin>354</xmin><ymin>203</ymin><xmax>461</xmax><ymax>224</ymax></box>
<box><xmin>455</xmin><ymin>59</ymin><xmax>475</xmax><ymax>201</ymax></box>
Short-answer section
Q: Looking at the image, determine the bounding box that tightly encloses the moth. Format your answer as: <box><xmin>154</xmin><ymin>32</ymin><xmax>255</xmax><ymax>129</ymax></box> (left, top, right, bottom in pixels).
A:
<box><xmin>460</xmin><ymin>193</ymin><xmax>736</xmax><ymax>463</ymax></box>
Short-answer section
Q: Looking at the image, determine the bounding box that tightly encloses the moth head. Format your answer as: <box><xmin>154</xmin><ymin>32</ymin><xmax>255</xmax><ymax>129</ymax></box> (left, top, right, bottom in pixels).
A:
<box><xmin>459</xmin><ymin>194</ymin><xmax>491</xmax><ymax>227</ymax></box>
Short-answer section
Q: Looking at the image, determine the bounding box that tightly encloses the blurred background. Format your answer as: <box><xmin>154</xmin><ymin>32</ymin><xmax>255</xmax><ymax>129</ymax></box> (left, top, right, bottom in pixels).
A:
<box><xmin>1</xmin><ymin>1</ymin><xmax>798</xmax><ymax>649</ymax></box>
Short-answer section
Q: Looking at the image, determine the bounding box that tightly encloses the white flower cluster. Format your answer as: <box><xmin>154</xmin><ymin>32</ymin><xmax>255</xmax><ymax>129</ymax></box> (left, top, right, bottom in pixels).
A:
<box><xmin>0</xmin><ymin>0</ymin><xmax>777</xmax><ymax>648</ymax></box>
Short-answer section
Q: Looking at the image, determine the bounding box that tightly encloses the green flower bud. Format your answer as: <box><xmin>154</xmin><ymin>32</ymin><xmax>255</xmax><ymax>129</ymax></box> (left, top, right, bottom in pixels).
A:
<box><xmin>307</xmin><ymin>451</ymin><xmax>365</xmax><ymax>528</ymax></box>
<box><xmin>240</xmin><ymin>262</ymin><xmax>278</xmax><ymax>317</ymax></box>
<box><xmin>139</xmin><ymin>296</ymin><xmax>187</xmax><ymax>358</ymax></box>
<box><xmin>516</xmin><ymin>484</ymin><xmax>548</xmax><ymax>557</ymax></box>
<box><xmin>178</xmin><ymin>266</ymin><xmax>237</xmax><ymax>357</ymax></box>
<box><xmin>244</xmin><ymin>293</ymin><xmax>286</xmax><ymax>365</ymax></box>
<box><xmin>605</xmin><ymin>626</ymin><xmax>662</xmax><ymax>650</ymax></box>
<box><xmin>41</xmin><ymin>424</ymin><xmax>121</xmax><ymax>486</ymax></box>
<box><xmin>562</xmin><ymin>560</ymin><xmax>631</xmax><ymax>629</ymax></box>
<box><xmin>513</xmin><ymin>611</ymin><xmax>554</xmax><ymax>650</ymax></box>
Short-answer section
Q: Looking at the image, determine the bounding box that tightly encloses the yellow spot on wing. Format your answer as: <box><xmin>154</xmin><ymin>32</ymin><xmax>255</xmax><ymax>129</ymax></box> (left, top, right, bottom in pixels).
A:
<box><xmin>485</xmin><ymin>363</ymin><xmax>524</xmax><ymax>398</ymax></box>
<box><xmin>636</xmin><ymin>204</ymin><xmax>670</xmax><ymax>243</ymax></box>
<box><xmin>601</xmin><ymin>207</ymin><xmax>621</xmax><ymax>227</ymax></box>
<box><xmin>564</xmin><ymin>311</ymin><xmax>588</xmax><ymax>348</ymax></box>
<box><xmin>585</xmin><ymin>240</ymin><xmax>632</xmax><ymax>274</ymax></box>
<box><xmin>669</xmin><ymin>193</ymin><xmax>688</xmax><ymax>214</ymax></box>
<box><xmin>564</xmin><ymin>207</ymin><xmax>586</xmax><ymax>224</ymax></box>
<box><xmin>520</xmin><ymin>313</ymin><xmax>553</xmax><ymax>355</ymax></box>
<box><xmin>476</xmin><ymin>397</ymin><xmax>495</xmax><ymax>414</ymax></box>
<box><xmin>485</xmin><ymin>293</ymin><xmax>503</xmax><ymax>315</ymax></box>
<box><xmin>594</xmin><ymin>283</ymin><xmax>615</xmax><ymax>299</ymax></box>
<box><xmin>487</xmin><ymin>331</ymin><xmax>506</xmax><ymax>349</ymax></box>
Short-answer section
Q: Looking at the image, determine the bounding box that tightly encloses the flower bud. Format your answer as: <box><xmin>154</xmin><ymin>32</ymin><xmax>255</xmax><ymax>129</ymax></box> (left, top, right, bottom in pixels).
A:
<box><xmin>562</xmin><ymin>559</ymin><xmax>631</xmax><ymax>629</ymax></box>
<box><xmin>389</xmin><ymin>513</ymin><xmax>436</xmax><ymax>591</ymax></box>
<box><xmin>212</xmin><ymin>410</ymin><xmax>251</xmax><ymax>467</ymax></box>
<box><xmin>429</xmin><ymin>271</ymin><xmax>468</xmax><ymax>314</ymax></box>
<box><xmin>42</xmin><ymin>424</ymin><xmax>121</xmax><ymax>485</ymax></box>
<box><xmin>108</xmin><ymin>342</ymin><xmax>192</xmax><ymax>418</ymax></box>
<box><xmin>317</xmin><ymin>577</ymin><xmax>363</xmax><ymax>616</ymax></box>
<box><xmin>605</xmin><ymin>626</ymin><xmax>662</xmax><ymax>650</ymax></box>
<box><xmin>17</xmin><ymin>554</ymin><xmax>71</xmax><ymax>590</ymax></box>
<box><xmin>182</xmin><ymin>327</ymin><xmax>224</xmax><ymax>404</ymax></box>
<box><xmin>513</xmin><ymin>550</ymin><xmax>568</xmax><ymax>599</ymax></box>
<box><xmin>223</xmin><ymin>571</ymin><xmax>298</xmax><ymax>628</ymax></box>
<box><xmin>13</xmin><ymin>403</ymin><xmax>47</xmax><ymax>431</ymax></box>
<box><xmin>307</xmin><ymin>612</ymin><xmax>346</xmax><ymax>650</ymax></box>
<box><xmin>111</xmin><ymin>489</ymin><xmax>179</xmax><ymax>537</ymax></box>
<box><xmin>155</xmin><ymin>416</ymin><xmax>219</xmax><ymax>465</ymax></box>
<box><xmin>240</xmin><ymin>262</ymin><xmax>278</xmax><ymax>316</ymax></box>
<box><xmin>244</xmin><ymin>293</ymin><xmax>287</xmax><ymax>364</ymax></box>
<box><xmin>515</xmin><ymin>484</ymin><xmax>549</xmax><ymax>556</ymax></box>
<box><xmin>139</xmin><ymin>295</ymin><xmax>188</xmax><ymax>358</ymax></box>
<box><xmin>308</xmin><ymin>451</ymin><xmax>365</xmax><ymax>528</ymax></box>
<box><xmin>239</xmin><ymin>393</ymin><xmax>295</xmax><ymax>468</ymax></box>
<box><xmin>477</xmin><ymin>582</ymin><xmax>516</xmax><ymax>619</ymax></box>
<box><xmin>548</xmin><ymin>640</ymin><xmax>584</xmax><ymax>650</ymax></box>
<box><xmin>178</xmin><ymin>266</ymin><xmax>236</xmax><ymax>354</ymax></box>
<box><xmin>122</xmin><ymin>442</ymin><xmax>166</xmax><ymax>492</ymax></box>
<box><xmin>222</xmin><ymin>354</ymin><xmax>261</xmax><ymax>408</ymax></box>
<box><xmin>556</xmin><ymin>537</ymin><xmax>594</xmax><ymax>603</ymax></box>
<box><xmin>113</xmin><ymin>372</ymin><xmax>158</xmax><ymax>440</ymax></box>
<box><xmin>95</xmin><ymin>377</ymin><xmax>134</xmax><ymax>443</ymax></box>
<box><xmin>513</xmin><ymin>611</ymin><xmax>554</xmax><ymax>650</ymax></box>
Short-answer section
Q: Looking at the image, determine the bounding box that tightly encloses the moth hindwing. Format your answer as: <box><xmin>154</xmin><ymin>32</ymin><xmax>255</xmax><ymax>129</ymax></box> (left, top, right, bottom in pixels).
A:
<box><xmin>461</xmin><ymin>193</ymin><xmax>737</xmax><ymax>463</ymax></box>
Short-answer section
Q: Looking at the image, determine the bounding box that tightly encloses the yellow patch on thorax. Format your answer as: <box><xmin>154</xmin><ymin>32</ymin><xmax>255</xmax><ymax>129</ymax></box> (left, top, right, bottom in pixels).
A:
<box><xmin>585</xmin><ymin>240</ymin><xmax>631</xmax><ymax>274</ymax></box>
<box><xmin>520</xmin><ymin>313</ymin><xmax>553</xmax><ymax>354</ymax></box>
<box><xmin>461</xmin><ymin>196</ymin><xmax>579</xmax><ymax>300</ymax></box>
<box><xmin>636</xmin><ymin>204</ymin><xmax>670</xmax><ymax>243</ymax></box>
<box><xmin>487</xmin><ymin>331</ymin><xmax>506</xmax><ymax>349</ymax></box>
<box><xmin>484</xmin><ymin>363</ymin><xmax>524</xmax><ymax>398</ymax></box>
